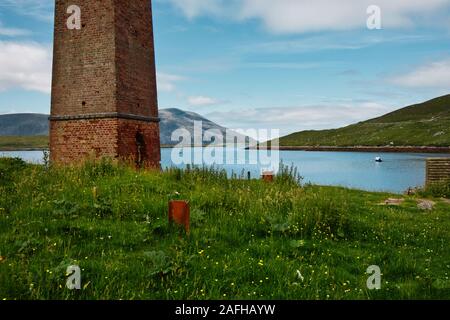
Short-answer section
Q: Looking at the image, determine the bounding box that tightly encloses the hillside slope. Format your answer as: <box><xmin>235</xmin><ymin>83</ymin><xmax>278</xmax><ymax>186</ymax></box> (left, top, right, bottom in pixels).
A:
<box><xmin>279</xmin><ymin>94</ymin><xmax>450</xmax><ymax>147</ymax></box>
<box><xmin>0</xmin><ymin>114</ymin><xmax>49</xmax><ymax>136</ymax></box>
<box><xmin>159</xmin><ymin>108</ymin><xmax>253</xmax><ymax>145</ymax></box>
<box><xmin>0</xmin><ymin>109</ymin><xmax>254</xmax><ymax>149</ymax></box>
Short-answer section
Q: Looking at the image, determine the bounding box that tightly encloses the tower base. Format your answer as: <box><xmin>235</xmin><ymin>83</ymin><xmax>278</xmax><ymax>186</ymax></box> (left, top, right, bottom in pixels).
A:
<box><xmin>49</xmin><ymin>118</ymin><xmax>161</xmax><ymax>169</ymax></box>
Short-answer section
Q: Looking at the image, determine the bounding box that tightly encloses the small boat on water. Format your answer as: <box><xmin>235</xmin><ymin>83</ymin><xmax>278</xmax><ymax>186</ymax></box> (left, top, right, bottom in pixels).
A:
<box><xmin>375</xmin><ymin>157</ymin><xmax>383</xmax><ymax>162</ymax></box>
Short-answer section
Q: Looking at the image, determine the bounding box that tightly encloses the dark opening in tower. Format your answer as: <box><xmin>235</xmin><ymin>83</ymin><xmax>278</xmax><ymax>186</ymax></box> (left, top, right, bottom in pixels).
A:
<box><xmin>136</xmin><ymin>132</ymin><xmax>146</xmax><ymax>168</ymax></box>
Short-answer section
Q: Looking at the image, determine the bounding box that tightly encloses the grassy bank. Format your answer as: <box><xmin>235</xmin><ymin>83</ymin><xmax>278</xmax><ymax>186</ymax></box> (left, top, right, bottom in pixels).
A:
<box><xmin>420</xmin><ymin>180</ymin><xmax>450</xmax><ymax>199</ymax></box>
<box><xmin>279</xmin><ymin>95</ymin><xmax>450</xmax><ymax>147</ymax></box>
<box><xmin>0</xmin><ymin>136</ymin><xmax>48</xmax><ymax>151</ymax></box>
<box><xmin>0</xmin><ymin>158</ymin><xmax>449</xmax><ymax>300</ymax></box>
<box><xmin>279</xmin><ymin>119</ymin><xmax>450</xmax><ymax>147</ymax></box>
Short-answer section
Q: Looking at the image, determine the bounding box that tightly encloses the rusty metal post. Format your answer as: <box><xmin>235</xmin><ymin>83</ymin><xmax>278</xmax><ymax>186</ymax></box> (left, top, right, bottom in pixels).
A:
<box><xmin>169</xmin><ymin>200</ymin><xmax>190</xmax><ymax>234</ymax></box>
<box><xmin>262</xmin><ymin>171</ymin><xmax>274</xmax><ymax>182</ymax></box>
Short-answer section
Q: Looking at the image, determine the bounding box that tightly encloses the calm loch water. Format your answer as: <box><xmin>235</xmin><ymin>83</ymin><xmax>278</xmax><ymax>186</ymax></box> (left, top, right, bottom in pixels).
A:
<box><xmin>2</xmin><ymin>149</ymin><xmax>450</xmax><ymax>194</ymax></box>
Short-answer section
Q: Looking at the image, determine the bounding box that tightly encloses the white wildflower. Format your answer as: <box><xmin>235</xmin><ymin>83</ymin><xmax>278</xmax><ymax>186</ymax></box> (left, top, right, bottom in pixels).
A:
<box><xmin>296</xmin><ymin>270</ymin><xmax>304</xmax><ymax>282</ymax></box>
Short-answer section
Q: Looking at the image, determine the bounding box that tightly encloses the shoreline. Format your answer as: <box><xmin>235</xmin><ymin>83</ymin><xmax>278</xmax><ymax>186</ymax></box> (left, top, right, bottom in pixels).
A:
<box><xmin>253</xmin><ymin>146</ymin><xmax>450</xmax><ymax>154</ymax></box>
<box><xmin>0</xmin><ymin>148</ymin><xmax>48</xmax><ymax>152</ymax></box>
<box><xmin>2</xmin><ymin>145</ymin><xmax>450</xmax><ymax>154</ymax></box>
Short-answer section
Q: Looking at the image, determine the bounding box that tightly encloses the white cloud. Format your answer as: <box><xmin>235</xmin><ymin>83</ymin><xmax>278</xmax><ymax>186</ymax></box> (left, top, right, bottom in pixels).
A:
<box><xmin>188</xmin><ymin>95</ymin><xmax>222</xmax><ymax>107</ymax></box>
<box><xmin>243</xmin><ymin>62</ymin><xmax>321</xmax><ymax>69</ymax></box>
<box><xmin>241</xmin><ymin>34</ymin><xmax>431</xmax><ymax>55</ymax></box>
<box><xmin>0</xmin><ymin>6</ymin><xmax>53</xmax><ymax>94</ymax></box>
<box><xmin>0</xmin><ymin>43</ymin><xmax>187</xmax><ymax>96</ymax></box>
<box><xmin>0</xmin><ymin>0</ymin><xmax>54</xmax><ymax>22</ymax></box>
<box><xmin>0</xmin><ymin>22</ymin><xmax>30</xmax><ymax>37</ymax></box>
<box><xmin>167</xmin><ymin>0</ymin><xmax>226</xmax><ymax>19</ymax></box>
<box><xmin>0</xmin><ymin>28</ymin><xmax>30</xmax><ymax>37</ymax></box>
<box><xmin>168</xmin><ymin>0</ymin><xmax>449</xmax><ymax>33</ymax></box>
<box><xmin>157</xmin><ymin>72</ymin><xmax>185</xmax><ymax>92</ymax></box>
<box><xmin>390</xmin><ymin>58</ymin><xmax>450</xmax><ymax>89</ymax></box>
<box><xmin>206</xmin><ymin>102</ymin><xmax>391</xmax><ymax>137</ymax></box>
<box><xmin>0</xmin><ymin>41</ymin><xmax>52</xmax><ymax>93</ymax></box>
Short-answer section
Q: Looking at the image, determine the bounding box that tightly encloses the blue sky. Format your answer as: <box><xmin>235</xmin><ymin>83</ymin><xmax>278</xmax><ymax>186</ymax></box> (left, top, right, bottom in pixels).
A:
<box><xmin>0</xmin><ymin>0</ymin><xmax>449</xmax><ymax>137</ymax></box>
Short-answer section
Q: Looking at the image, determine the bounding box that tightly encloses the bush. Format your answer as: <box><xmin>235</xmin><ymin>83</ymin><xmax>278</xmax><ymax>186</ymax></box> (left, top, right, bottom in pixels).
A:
<box><xmin>81</xmin><ymin>158</ymin><xmax>121</xmax><ymax>180</ymax></box>
<box><xmin>421</xmin><ymin>180</ymin><xmax>450</xmax><ymax>198</ymax></box>
<box><xmin>0</xmin><ymin>157</ymin><xmax>27</xmax><ymax>185</ymax></box>
<box><xmin>276</xmin><ymin>162</ymin><xmax>303</xmax><ymax>186</ymax></box>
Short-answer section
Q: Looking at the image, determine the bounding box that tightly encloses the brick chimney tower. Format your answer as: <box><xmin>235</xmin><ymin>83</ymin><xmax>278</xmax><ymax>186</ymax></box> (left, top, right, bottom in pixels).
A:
<box><xmin>50</xmin><ymin>0</ymin><xmax>161</xmax><ymax>168</ymax></box>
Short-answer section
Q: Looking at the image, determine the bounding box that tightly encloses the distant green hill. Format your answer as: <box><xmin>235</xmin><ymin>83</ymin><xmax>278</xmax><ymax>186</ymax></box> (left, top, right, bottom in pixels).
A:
<box><xmin>0</xmin><ymin>136</ymin><xmax>48</xmax><ymax>151</ymax></box>
<box><xmin>279</xmin><ymin>94</ymin><xmax>450</xmax><ymax>147</ymax></box>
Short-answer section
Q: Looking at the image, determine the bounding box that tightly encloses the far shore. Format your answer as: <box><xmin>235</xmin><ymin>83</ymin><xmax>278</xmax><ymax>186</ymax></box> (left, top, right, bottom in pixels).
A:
<box><xmin>2</xmin><ymin>145</ymin><xmax>450</xmax><ymax>154</ymax></box>
<box><xmin>0</xmin><ymin>147</ymin><xmax>48</xmax><ymax>152</ymax></box>
<box><xmin>253</xmin><ymin>146</ymin><xmax>450</xmax><ymax>154</ymax></box>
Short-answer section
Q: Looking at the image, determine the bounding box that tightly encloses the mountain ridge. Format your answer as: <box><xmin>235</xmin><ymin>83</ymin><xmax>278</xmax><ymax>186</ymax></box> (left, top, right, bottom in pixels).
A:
<box><xmin>0</xmin><ymin>113</ymin><xmax>49</xmax><ymax>136</ymax></box>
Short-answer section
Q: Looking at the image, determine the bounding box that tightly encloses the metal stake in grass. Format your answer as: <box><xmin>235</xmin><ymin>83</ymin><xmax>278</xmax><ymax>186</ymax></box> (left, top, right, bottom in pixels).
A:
<box><xmin>262</xmin><ymin>171</ymin><xmax>274</xmax><ymax>182</ymax></box>
<box><xmin>169</xmin><ymin>200</ymin><xmax>190</xmax><ymax>234</ymax></box>
<box><xmin>92</xmin><ymin>186</ymin><xmax>98</xmax><ymax>200</ymax></box>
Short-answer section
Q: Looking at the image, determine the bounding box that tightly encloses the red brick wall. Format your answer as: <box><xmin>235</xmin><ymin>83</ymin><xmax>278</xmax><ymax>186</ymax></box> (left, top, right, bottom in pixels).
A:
<box><xmin>50</xmin><ymin>118</ymin><xmax>160</xmax><ymax>168</ymax></box>
<box><xmin>50</xmin><ymin>119</ymin><xmax>119</xmax><ymax>164</ymax></box>
<box><xmin>50</xmin><ymin>0</ymin><xmax>161</xmax><ymax>168</ymax></box>
<box><xmin>114</xmin><ymin>0</ymin><xmax>159</xmax><ymax>117</ymax></box>
<box><xmin>51</xmin><ymin>0</ymin><xmax>117</xmax><ymax>116</ymax></box>
<box><xmin>117</xmin><ymin>119</ymin><xmax>161</xmax><ymax>168</ymax></box>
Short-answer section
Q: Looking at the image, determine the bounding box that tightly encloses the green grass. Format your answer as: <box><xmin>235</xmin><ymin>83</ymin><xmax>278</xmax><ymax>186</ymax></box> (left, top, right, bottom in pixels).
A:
<box><xmin>279</xmin><ymin>94</ymin><xmax>450</xmax><ymax>147</ymax></box>
<box><xmin>0</xmin><ymin>158</ymin><xmax>449</xmax><ymax>300</ymax></box>
<box><xmin>0</xmin><ymin>136</ymin><xmax>48</xmax><ymax>151</ymax></box>
<box><xmin>420</xmin><ymin>180</ymin><xmax>450</xmax><ymax>199</ymax></box>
